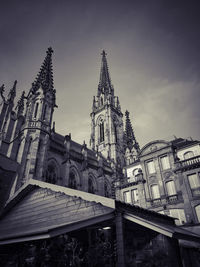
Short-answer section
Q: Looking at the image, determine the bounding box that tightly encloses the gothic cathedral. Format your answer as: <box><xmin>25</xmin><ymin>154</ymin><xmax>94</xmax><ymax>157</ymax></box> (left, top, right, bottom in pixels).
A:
<box><xmin>0</xmin><ymin>48</ymin><xmax>139</xmax><ymax>198</ymax></box>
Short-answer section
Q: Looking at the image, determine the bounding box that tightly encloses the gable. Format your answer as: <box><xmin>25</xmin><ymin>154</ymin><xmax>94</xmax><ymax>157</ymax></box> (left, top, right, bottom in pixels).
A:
<box><xmin>139</xmin><ymin>140</ymin><xmax>170</xmax><ymax>156</ymax></box>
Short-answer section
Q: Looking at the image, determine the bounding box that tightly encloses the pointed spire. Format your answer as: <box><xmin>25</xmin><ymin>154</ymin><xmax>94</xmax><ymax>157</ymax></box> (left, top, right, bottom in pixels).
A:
<box><xmin>16</xmin><ymin>91</ymin><xmax>25</xmax><ymax>116</ymax></box>
<box><xmin>31</xmin><ymin>47</ymin><xmax>55</xmax><ymax>97</ymax></box>
<box><xmin>0</xmin><ymin>84</ymin><xmax>5</xmax><ymax>101</ymax></box>
<box><xmin>125</xmin><ymin>110</ymin><xmax>140</xmax><ymax>152</ymax></box>
<box><xmin>98</xmin><ymin>50</ymin><xmax>114</xmax><ymax>96</ymax></box>
<box><xmin>7</xmin><ymin>80</ymin><xmax>17</xmax><ymax>103</ymax></box>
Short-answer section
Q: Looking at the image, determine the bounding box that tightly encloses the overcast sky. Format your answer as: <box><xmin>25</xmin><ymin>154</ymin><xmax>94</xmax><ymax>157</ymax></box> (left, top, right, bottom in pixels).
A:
<box><xmin>0</xmin><ymin>0</ymin><xmax>200</xmax><ymax>147</ymax></box>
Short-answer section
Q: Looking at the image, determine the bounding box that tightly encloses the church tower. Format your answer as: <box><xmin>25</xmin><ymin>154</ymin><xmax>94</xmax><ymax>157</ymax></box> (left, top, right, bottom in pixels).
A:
<box><xmin>15</xmin><ymin>47</ymin><xmax>56</xmax><ymax>189</ymax></box>
<box><xmin>90</xmin><ymin>51</ymin><xmax>125</xmax><ymax>169</ymax></box>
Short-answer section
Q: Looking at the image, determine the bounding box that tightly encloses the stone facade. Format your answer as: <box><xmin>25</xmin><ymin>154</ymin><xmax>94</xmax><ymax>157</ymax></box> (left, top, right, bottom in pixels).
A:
<box><xmin>118</xmin><ymin>138</ymin><xmax>200</xmax><ymax>225</ymax></box>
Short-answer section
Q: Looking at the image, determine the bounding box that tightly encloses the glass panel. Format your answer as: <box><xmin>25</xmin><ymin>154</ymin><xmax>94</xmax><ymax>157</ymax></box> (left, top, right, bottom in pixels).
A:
<box><xmin>161</xmin><ymin>156</ymin><xmax>170</xmax><ymax>170</ymax></box>
<box><xmin>195</xmin><ymin>205</ymin><xmax>200</xmax><ymax>222</ymax></box>
<box><xmin>184</xmin><ymin>151</ymin><xmax>194</xmax><ymax>159</ymax></box>
<box><xmin>147</xmin><ymin>161</ymin><xmax>155</xmax><ymax>174</ymax></box>
<box><xmin>131</xmin><ymin>189</ymin><xmax>139</xmax><ymax>202</ymax></box>
<box><xmin>151</xmin><ymin>184</ymin><xmax>160</xmax><ymax>199</ymax></box>
<box><xmin>166</xmin><ymin>181</ymin><xmax>176</xmax><ymax>196</ymax></box>
<box><xmin>123</xmin><ymin>191</ymin><xmax>132</xmax><ymax>203</ymax></box>
<box><xmin>188</xmin><ymin>173</ymin><xmax>200</xmax><ymax>189</ymax></box>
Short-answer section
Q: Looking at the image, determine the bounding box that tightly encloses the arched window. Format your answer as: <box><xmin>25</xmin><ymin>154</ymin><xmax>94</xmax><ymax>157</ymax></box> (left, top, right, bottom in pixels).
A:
<box><xmin>166</xmin><ymin>180</ymin><xmax>176</xmax><ymax>196</ymax></box>
<box><xmin>69</xmin><ymin>171</ymin><xmax>77</xmax><ymax>189</ymax></box>
<box><xmin>88</xmin><ymin>177</ymin><xmax>95</xmax><ymax>194</ymax></box>
<box><xmin>34</xmin><ymin>103</ymin><xmax>39</xmax><ymax>119</ymax></box>
<box><xmin>151</xmin><ymin>184</ymin><xmax>160</xmax><ymax>199</ymax></box>
<box><xmin>104</xmin><ymin>182</ymin><xmax>110</xmax><ymax>197</ymax></box>
<box><xmin>114</xmin><ymin>124</ymin><xmax>118</xmax><ymax>142</ymax></box>
<box><xmin>101</xmin><ymin>97</ymin><xmax>103</xmax><ymax>106</ymax></box>
<box><xmin>45</xmin><ymin>163</ymin><xmax>57</xmax><ymax>184</ymax></box>
<box><xmin>99</xmin><ymin>121</ymin><xmax>104</xmax><ymax>142</ymax></box>
<box><xmin>42</xmin><ymin>104</ymin><xmax>47</xmax><ymax>120</ymax></box>
<box><xmin>184</xmin><ymin>151</ymin><xmax>194</xmax><ymax>159</ymax></box>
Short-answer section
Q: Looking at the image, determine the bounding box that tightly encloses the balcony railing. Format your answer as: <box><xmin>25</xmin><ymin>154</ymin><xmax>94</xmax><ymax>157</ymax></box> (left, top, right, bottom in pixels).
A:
<box><xmin>175</xmin><ymin>155</ymin><xmax>200</xmax><ymax>171</ymax></box>
<box><xmin>166</xmin><ymin>194</ymin><xmax>178</xmax><ymax>204</ymax></box>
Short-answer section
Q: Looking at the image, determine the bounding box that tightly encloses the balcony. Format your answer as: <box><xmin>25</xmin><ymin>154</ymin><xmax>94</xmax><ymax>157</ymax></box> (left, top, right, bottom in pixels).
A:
<box><xmin>175</xmin><ymin>155</ymin><xmax>200</xmax><ymax>172</ymax></box>
<box><xmin>150</xmin><ymin>198</ymin><xmax>162</xmax><ymax>207</ymax></box>
<box><xmin>166</xmin><ymin>194</ymin><xmax>178</xmax><ymax>204</ymax></box>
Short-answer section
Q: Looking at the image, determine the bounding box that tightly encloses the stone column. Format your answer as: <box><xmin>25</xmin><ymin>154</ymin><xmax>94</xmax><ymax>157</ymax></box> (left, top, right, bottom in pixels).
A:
<box><xmin>115</xmin><ymin>211</ymin><xmax>125</xmax><ymax>267</ymax></box>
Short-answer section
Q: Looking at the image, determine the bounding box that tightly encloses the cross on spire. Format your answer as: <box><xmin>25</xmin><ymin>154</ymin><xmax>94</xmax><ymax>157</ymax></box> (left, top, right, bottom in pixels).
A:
<box><xmin>98</xmin><ymin>50</ymin><xmax>114</xmax><ymax>97</ymax></box>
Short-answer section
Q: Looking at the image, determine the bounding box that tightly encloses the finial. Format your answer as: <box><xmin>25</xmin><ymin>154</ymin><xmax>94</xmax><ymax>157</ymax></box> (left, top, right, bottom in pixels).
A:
<box><xmin>47</xmin><ymin>47</ymin><xmax>54</xmax><ymax>55</ymax></box>
<box><xmin>16</xmin><ymin>91</ymin><xmax>25</xmax><ymax>116</ymax></box>
<box><xmin>101</xmin><ymin>50</ymin><xmax>107</xmax><ymax>57</ymax></box>
<box><xmin>8</xmin><ymin>80</ymin><xmax>17</xmax><ymax>102</ymax></box>
<box><xmin>0</xmin><ymin>84</ymin><xmax>5</xmax><ymax>101</ymax></box>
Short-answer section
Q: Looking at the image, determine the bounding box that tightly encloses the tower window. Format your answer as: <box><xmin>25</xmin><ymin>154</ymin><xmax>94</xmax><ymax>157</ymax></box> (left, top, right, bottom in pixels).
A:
<box><xmin>114</xmin><ymin>124</ymin><xmax>118</xmax><ymax>142</ymax></box>
<box><xmin>34</xmin><ymin>103</ymin><xmax>39</xmax><ymax>119</ymax></box>
<box><xmin>42</xmin><ymin>104</ymin><xmax>47</xmax><ymax>120</ymax></box>
<box><xmin>99</xmin><ymin>121</ymin><xmax>104</xmax><ymax>142</ymax></box>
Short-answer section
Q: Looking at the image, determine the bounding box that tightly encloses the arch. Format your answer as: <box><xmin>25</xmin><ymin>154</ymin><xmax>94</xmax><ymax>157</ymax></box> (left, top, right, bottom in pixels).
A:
<box><xmin>42</xmin><ymin>104</ymin><xmax>47</xmax><ymax>120</ymax></box>
<box><xmin>45</xmin><ymin>158</ymin><xmax>60</xmax><ymax>185</ymax></box>
<box><xmin>68</xmin><ymin>165</ymin><xmax>81</xmax><ymax>189</ymax></box>
<box><xmin>88</xmin><ymin>174</ymin><xmax>97</xmax><ymax>194</ymax></box>
<box><xmin>183</xmin><ymin>151</ymin><xmax>194</xmax><ymax>159</ymax></box>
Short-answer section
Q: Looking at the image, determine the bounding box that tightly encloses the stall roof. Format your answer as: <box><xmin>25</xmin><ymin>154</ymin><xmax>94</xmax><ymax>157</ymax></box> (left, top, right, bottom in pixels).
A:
<box><xmin>0</xmin><ymin>179</ymin><xmax>199</xmax><ymax>245</ymax></box>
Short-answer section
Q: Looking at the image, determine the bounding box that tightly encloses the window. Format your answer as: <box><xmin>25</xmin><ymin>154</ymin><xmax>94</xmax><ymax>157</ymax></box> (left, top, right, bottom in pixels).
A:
<box><xmin>151</xmin><ymin>184</ymin><xmax>160</xmax><ymax>199</ymax></box>
<box><xmin>160</xmin><ymin>155</ymin><xmax>170</xmax><ymax>170</ymax></box>
<box><xmin>188</xmin><ymin>173</ymin><xmax>200</xmax><ymax>189</ymax></box>
<box><xmin>195</xmin><ymin>205</ymin><xmax>200</xmax><ymax>222</ymax></box>
<box><xmin>34</xmin><ymin>103</ymin><xmax>39</xmax><ymax>119</ymax></box>
<box><xmin>124</xmin><ymin>191</ymin><xmax>132</xmax><ymax>203</ymax></box>
<box><xmin>46</xmin><ymin>163</ymin><xmax>57</xmax><ymax>184</ymax></box>
<box><xmin>131</xmin><ymin>189</ymin><xmax>139</xmax><ymax>203</ymax></box>
<box><xmin>169</xmin><ymin>209</ymin><xmax>186</xmax><ymax>225</ymax></box>
<box><xmin>99</xmin><ymin>121</ymin><xmax>104</xmax><ymax>142</ymax></box>
<box><xmin>166</xmin><ymin>180</ymin><xmax>176</xmax><ymax>196</ymax></box>
<box><xmin>184</xmin><ymin>151</ymin><xmax>194</xmax><ymax>159</ymax></box>
<box><xmin>88</xmin><ymin>178</ymin><xmax>95</xmax><ymax>194</ymax></box>
<box><xmin>114</xmin><ymin>124</ymin><xmax>118</xmax><ymax>142</ymax></box>
<box><xmin>147</xmin><ymin>160</ymin><xmax>155</xmax><ymax>174</ymax></box>
<box><xmin>42</xmin><ymin>104</ymin><xmax>47</xmax><ymax>120</ymax></box>
<box><xmin>69</xmin><ymin>172</ymin><xmax>77</xmax><ymax>189</ymax></box>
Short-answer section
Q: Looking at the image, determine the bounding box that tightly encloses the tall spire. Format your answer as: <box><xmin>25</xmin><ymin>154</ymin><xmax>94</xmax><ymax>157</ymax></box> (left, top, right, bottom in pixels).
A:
<box><xmin>7</xmin><ymin>80</ymin><xmax>17</xmax><ymax>103</ymax></box>
<box><xmin>125</xmin><ymin>110</ymin><xmax>140</xmax><ymax>152</ymax></box>
<box><xmin>98</xmin><ymin>50</ymin><xmax>114</xmax><ymax>96</ymax></box>
<box><xmin>31</xmin><ymin>47</ymin><xmax>55</xmax><ymax>96</ymax></box>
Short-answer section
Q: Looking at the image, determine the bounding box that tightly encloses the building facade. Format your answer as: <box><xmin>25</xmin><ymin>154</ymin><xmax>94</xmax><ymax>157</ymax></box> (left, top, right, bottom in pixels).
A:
<box><xmin>118</xmin><ymin>138</ymin><xmax>200</xmax><ymax>226</ymax></box>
